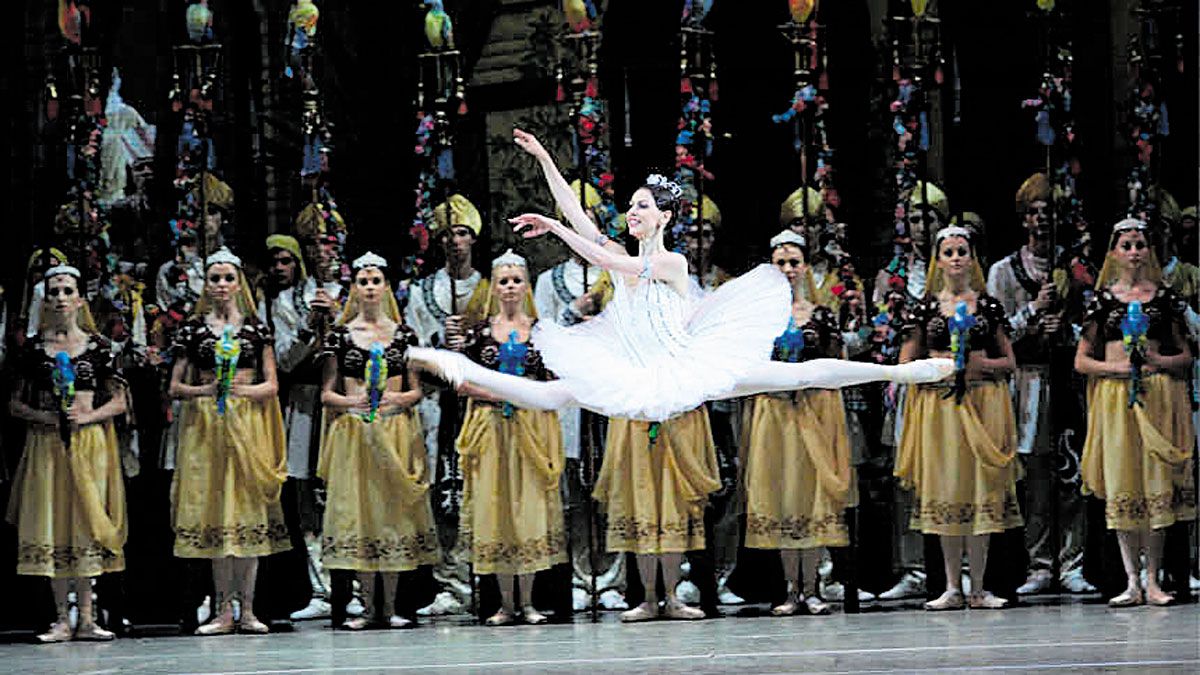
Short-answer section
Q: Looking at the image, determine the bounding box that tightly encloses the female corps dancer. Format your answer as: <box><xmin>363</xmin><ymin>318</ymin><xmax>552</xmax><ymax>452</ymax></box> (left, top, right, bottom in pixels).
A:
<box><xmin>317</xmin><ymin>252</ymin><xmax>439</xmax><ymax>629</ymax></box>
<box><xmin>169</xmin><ymin>247</ymin><xmax>290</xmax><ymax>634</ymax></box>
<box><xmin>7</xmin><ymin>265</ymin><xmax>128</xmax><ymax>642</ymax></box>
<box><xmin>448</xmin><ymin>249</ymin><xmax>567</xmax><ymax>626</ymax></box>
<box><xmin>1075</xmin><ymin>218</ymin><xmax>1194</xmax><ymax>607</ymax></box>
<box><xmin>743</xmin><ymin>230</ymin><xmax>852</xmax><ymax>617</ymax></box>
<box><xmin>407</xmin><ymin>130</ymin><xmax>954</xmax><ymax>429</ymax></box>
<box><xmin>895</xmin><ymin>226</ymin><xmax>1023</xmax><ymax>610</ymax></box>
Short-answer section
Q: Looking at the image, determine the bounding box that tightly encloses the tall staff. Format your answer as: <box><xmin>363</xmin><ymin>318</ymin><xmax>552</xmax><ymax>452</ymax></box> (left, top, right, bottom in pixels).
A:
<box><xmin>556</xmin><ymin>2</ymin><xmax>607</xmax><ymax>622</ymax></box>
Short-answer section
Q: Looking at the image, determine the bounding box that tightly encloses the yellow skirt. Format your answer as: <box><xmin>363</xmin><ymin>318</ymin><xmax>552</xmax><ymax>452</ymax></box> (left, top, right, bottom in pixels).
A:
<box><xmin>457</xmin><ymin>401</ymin><xmax>567</xmax><ymax>575</ymax></box>
<box><xmin>6</xmin><ymin>424</ymin><xmax>127</xmax><ymax>578</ymax></box>
<box><xmin>593</xmin><ymin>408</ymin><xmax>721</xmax><ymax>555</ymax></box>
<box><xmin>171</xmin><ymin>396</ymin><xmax>291</xmax><ymax>558</ymax></box>
<box><xmin>1081</xmin><ymin>374</ymin><xmax>1196</xmax><ymax>531</ymax></box>
<box><xmin>317</xmin><ymin>410</ymin><xmax>440</xmax><ymax>571</ymax></box>
<box><xmin>743</xmin><ymin>392</ymin><xmax>851</xmax><ymax>550</ymax></box>
<box><xmin>896</xmin><ymin>381</ymin><xmax>1024</xmax><ymax>536</ymax></box>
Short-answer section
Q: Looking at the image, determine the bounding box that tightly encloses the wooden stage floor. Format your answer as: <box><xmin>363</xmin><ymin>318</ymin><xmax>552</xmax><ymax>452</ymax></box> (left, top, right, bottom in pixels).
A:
<box><xmin>3</xmin><ymin>601</ymin><xmax>1198</xmax><ymax>674</ymax></box>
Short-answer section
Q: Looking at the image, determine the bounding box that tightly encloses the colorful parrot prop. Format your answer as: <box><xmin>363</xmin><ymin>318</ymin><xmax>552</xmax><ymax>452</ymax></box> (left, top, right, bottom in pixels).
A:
<box><xmin>424</xmin><ymin>0</ymin><xmax>454</xmax><ymax>49</ymax></box>
<box><xmin>52</xmin><ymin>352</ymin><xmax>76</xmax><ymax>448</ymax></box>
<box><xmin>285</xmin><ymin>0</ymin><xmax>320</xmax><ymax>79</ymax></box>
<box><xmin>213</xmin><ymin>324</ymin><xmax>241</xmax><ymax>415</ymax></box>
<box><xmin>773</xmin><ymin>316</ymin><xmax>806</xmax><ymax>363</ymax></box>
<box><xmin>790</xmin><ymin>0</ymin><xmax>816</xmax><ymax>23</ymax></box>
<box><xmin>565</xmin><ymin>0</ymin><xmax>598</xmax><ymax>32</ymax></box>
<box><xmin>682</xmin><ymin>0</ymin><xmax>712</xmax><ymax>26</ymax></box>
<box><xmin>1121</xmin><ymin>300</ymin><xmax>1149</xmax><ymax>408</ymax></box>
<box><xmin>58</xmin><ymin>0</ymin><xmax>90</xmax><ymax>45</ymax></box>
<box><xmin>362</xmin><ymin>342</ymin><xmax>388</xmax><ymax>422</ymax></box>
<box><xmin>497</xmin><ymin>330</ymin><xmax>527</xmax><ymax>419</ymax></box>
<box><xmin>945</xmin><ymin>300</ymin><xmax>976</xmax><ymax>403</ymax></box>
<box><xmin>186</xmin><ymin>0</ymin><xmax>214</xmax><ymax>44</ymax></box>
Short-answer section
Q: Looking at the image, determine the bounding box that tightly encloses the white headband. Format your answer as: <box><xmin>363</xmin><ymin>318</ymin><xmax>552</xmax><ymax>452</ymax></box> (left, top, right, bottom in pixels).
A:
<box><xmin>205</xmin><ymin>246</ymin><xmax>243</xmax><ymax>269</ymax></box>
<box><xmin>491</xmin><ymin>248</ymin><xmax>527</xmax><ymax>269</ymax></box>
<box><xmin>352</xmin><ymin>251</ymin><xmax>388</xmax><ymax>270</ymax></box>
<box><xmin>44</xmin><ymin>264</ymin><xmax>81</xmax><ymax>280</ymax></box>
<box><xmin>769</xmin><ymin>230</ymin><xmax>806</xmax><ymax>250</ymax></box>
<box><xmin>1112</xmin><ymin>218</ymin><xmax>1148</xmax><ymax>234</ymax></box>
<box><xmin>645</xmin><ymin>174</ymin><xmax>683</xmax><ymax>199</ymax></box>
<box><xmin>934</xmin><ymin>225</ymin><xmax>971</xmax><ymax>244</ymax></box>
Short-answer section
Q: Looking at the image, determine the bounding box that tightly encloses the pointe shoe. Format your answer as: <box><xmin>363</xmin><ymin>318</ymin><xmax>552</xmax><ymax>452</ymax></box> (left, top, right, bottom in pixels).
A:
<box><xmin>74</xmin><ymin>623</ymin><xmax>116</xmax><ymax>641</ymax></box>
<box><xmin>923</xmin><ymin>589</ymin><xmax>965</xmax><ymax>611</ymax></box>
<box><xmin>195</xmin><ymin>616</ymin><xmax>236</xmax><ymax>636</ymax></box>
<box><xmin>238</xmin><ymin>613</ymin><xmax>270</xmax><ymax>634</ymax></box>
<box><xmin>484</xmin><ymin>608</ymin><xmax>515</xmax><ymax>627</ymax></box>
<box><xmin>804</xmin><ymin>596</ymin><xmax>831</xmax><ymax>616</ymax></box>
<box><xmin>967</xmin><ymin>591</ymin><xmax>1008</xmax><ymax>609</ymax></box>
<box><xmin>771</xmin><ymin>596</ymin><xmax>800</xmax><ymax>616</ymax></box>
<box><xmin>1107</xmin><ymin>588</ymin><xmax>1144</xmax><ymax>607</ymax></box>
<box><xmin>36</xmin><ymin>620</ymin><xmax>74</xmax><ymax>644</ymax></box>
<box><xmin>1145</xmin><ymin>588</ymin><xmax>1174</xmax><ymax>607</ymax></box>
<box><xmin>408</xmin><ymin>347</ymin><xmax>465</xmax><ymax>388</ymax></box>
<box><xmin>619</xmin><ymin>601</ymin><xmax>658</xmax><ymax>623</ymax></box>
<box><xmin>388</xmin><ymin>615</ymin><xmax>413</xmax><ymax>629</ymax></box>
<box><xmin>522</xmin><ymin>606</ymin><xmax>548</xmax><ymax>625</ymax></box>
<box><xmin>662</xmin><ymin>597</ymin><xmax>705</xmax><ymax>620</ymax></box>
<box><xmin>894</xmin><ymin>358</ymin><xmax>956</xmax><ymax>385</ymax></box>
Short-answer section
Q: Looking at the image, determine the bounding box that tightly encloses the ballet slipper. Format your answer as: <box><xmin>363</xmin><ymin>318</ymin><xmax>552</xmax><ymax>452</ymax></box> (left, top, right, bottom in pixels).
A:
<box><xmin>619</xmin><ymin>602</ymin><xmax>659</xmax><ymax>623</ymax></box>
<box><xmin>342</xmin><ymin>616</ymin><xmax>372</xmax><ymax>631</ymax></box>
<box><xmin>196</xmin><ymin>598</ymin><xmax>236</xmax><ymax>635</ymax></box>
<box><xmin>74</xmin><ymin>623</ymin><xmax>116</xmax><ymax>641</ymax></box>
<box><xmin>803</xmin><ymin>596</ymin><xmax>831</xmax><ymax>616</ymax></box>
<box><xmin>388</xmin><ymin>615</ymin><xmax>414</xmax><ymax>629</ymax></box>
<box><xmin>36</xmin><ymin>620</ymin><xmax>73</xmax><ymax>644</ymax></box>
<box><xmin>967</xmin><ymin>591</ymin><xmax>1008</xmax><ymax>609</ymax></box>
<box><xmin>662</xmin><ymin>597</ymin><xmax>705</xmax><ymax>620</ymax></box>
<box><xmin>1107</xmin><ymin>587</ymin><xmax>1144</xmax><ymax>607</ymax></box>
<box><xmin>485</xmin><ymin>608</ymin><xmax>515</xmax><ymax>626</ymax></box>
<box><xmin>771</xmin><ymin>597</ymin><xmax>800</xmax><ymax>616</ymax></box>
<box><xmin>923</xmin><ymin>589</ymin><xmax>965</xmax><ymax>611</ymax></box>
<box><xmin>1145</xmin><ymin>588</ymin><xmax>1174</xmax><ymax>607</ymax></box>
<box><xmin>238</xmin><ymin>612</ymin><xmax>270</xmax><ymax>634</ymax></box>
<box><xmin>521</xmin><ymin>606</ymin><xmax>548</xmax><ymax>625</ymax></box>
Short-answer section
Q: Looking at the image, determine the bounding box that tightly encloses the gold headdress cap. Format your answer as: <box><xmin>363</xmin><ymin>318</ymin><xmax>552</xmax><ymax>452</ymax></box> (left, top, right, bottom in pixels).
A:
<box><xmin>699</xmin><ymin>195</ymin><xmax>721</xmax><ymax>228</ymax></box>
<box><xmin>555</xmin><ymin>180</ymin><xmax>602</xmax><ymax>220</ymax></box>
<box><xmin>1015</xmin><ymin>172</ymin><xmax>1051</xmax><ymax>213</ymax></box>
<box><xmin>432</xmin><ymin>194</ymin><xmax>482</xmax><ymax>236</ymax></box>
<box><xmin>193</xmin><ymin>173</ymin><xmax>234</xmax><ymax>212</ymax></box>
<box><xmin>779</xmin><ymin>186</ymin><xmax>824</xmax><ymax>226</ymax></box>
<box><xmin>909</xmin><ymin>180</ymin><xmax>949</xmax><ymax>219</ymax></box>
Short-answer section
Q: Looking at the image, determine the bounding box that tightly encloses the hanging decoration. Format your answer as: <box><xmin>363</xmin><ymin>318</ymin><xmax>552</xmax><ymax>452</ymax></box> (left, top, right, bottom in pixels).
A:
<box><xmin>672</xmin><ymin>4</ymin><xmax>718</xmax><ymax>255</ymax></box>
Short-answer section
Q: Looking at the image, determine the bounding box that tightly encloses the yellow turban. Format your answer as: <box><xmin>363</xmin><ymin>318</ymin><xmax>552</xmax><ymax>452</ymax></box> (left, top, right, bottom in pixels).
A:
<box><xmin>1014</xmin><ymin>172</ymin><xmax>1051</xmax><ymax>213</ymax></box>
<box><xmin>432</xmin><ymin>194</ymin><xmax>482</xmax><ymax>236</ymax></box>
<box><xmin>779</xmin><ymin>186</ymin><xmax>824</xmax><ymax>226</ymax></box>
<box><xmin>555</xmin><ymin>180</ymin><xmax>602</xmax><ymax>220</ymax></box>
<box><xmin>28</xmin><ymin>247</ymin><xmax>68</xmax><ymax>273</ymax></box>
<box><xmin>908</xmin><ymin>180</ymin><xmax>949</xmax><ymax>219</ymax></box>
<box><xmin>699</xmin><ymin>195</ymin><xmax>721</xmax><ymax>229</ymax></box>
<box><xmin>1146</xmin><ymin>185</ymin><xmax>1180</xmax><ymax>225</ymax></box>
<box><xmin>266</xmin><ymin>234</ymin><xmax>307</xmax><ymax>279</ymax></box>
<box><xmin>192</xmin><ymin>173</ymin><xmax>235</xmax><ymax>213</ymax></box>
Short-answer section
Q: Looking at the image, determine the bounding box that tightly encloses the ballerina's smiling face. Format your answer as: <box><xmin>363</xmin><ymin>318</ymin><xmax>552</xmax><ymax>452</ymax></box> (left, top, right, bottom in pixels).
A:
<box><xmin>771</xmin><ymin>243</ymin><xmax>808</xmax><ymax>285</ymax></box>
<box><xmin>626</xmin><ymin>188</ymin><xmax>672</xmax><ymax>241</ymax></box>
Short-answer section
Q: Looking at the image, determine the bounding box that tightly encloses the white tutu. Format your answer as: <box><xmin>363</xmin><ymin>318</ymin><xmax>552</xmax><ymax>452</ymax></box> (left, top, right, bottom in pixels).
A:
<box><xmin>533</xmin><ymin>264</ymin><xmax>791</xmax><ymax>421</ymax></box>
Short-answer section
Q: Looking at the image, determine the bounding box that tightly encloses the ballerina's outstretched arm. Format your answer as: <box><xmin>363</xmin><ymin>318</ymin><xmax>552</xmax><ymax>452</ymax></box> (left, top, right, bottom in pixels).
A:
<box><xmin>409</xmin><ymin>347</ymin><xmax>577</xmax><ymax>411</ymax></box>
<box><xmin>510</xmin><ymin>214</ymin><xmax>688</xmax><ymax>283</ymax></box>
<box><xmin>723</xmin><ymin>357</ymin><xmax>956</xmax><ymax>399</ymax></box>
<box><xmin>513</xmin><ymin>128</ymin><xmax>625</xmax><ymax>252</ymax></box>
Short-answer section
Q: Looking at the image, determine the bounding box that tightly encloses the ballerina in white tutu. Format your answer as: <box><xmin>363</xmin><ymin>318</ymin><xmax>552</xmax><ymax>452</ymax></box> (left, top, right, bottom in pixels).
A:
<box><xmin>407</xmin><ymin>129</ymin><xmax>954</xmax><ymax>422</ymax></box>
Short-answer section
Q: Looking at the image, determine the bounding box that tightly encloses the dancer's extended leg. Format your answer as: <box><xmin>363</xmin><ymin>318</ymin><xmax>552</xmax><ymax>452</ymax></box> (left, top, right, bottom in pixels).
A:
<box><xmin>408</xmin><ymin>348</ymin><xmax>576</xmax><ymax>410</ymax></box>
<box><xmin>725</xmin><ymin>358</ymin><xmax>955</xmax><ymax>398</ymax></box>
